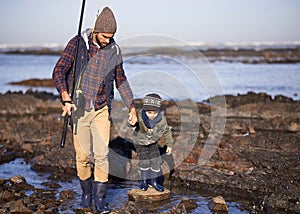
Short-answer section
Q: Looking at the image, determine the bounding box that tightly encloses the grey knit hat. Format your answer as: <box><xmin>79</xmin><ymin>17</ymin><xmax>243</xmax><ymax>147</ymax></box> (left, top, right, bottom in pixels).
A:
<box><xmin>94</xmin><ymin>7</ymin><xmax>117</xmax><ymax>33</ymax></box>
<box><xmin>143</xmin><ymin>93</ymin><xmax>162</xmax><ymax>112</ymax></box>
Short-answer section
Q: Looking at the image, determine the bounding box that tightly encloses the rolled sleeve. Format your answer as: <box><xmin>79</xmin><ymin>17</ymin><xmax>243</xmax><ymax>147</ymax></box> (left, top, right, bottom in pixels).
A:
<box><xmin>115</xmin><ymin>57</ymin><xmax>135</xmax><ymax>109</ymax></box>
<box><xmin>52</xmin><ymin>36</ymin><xmax>77</xmax><ymax>95</ymax></box>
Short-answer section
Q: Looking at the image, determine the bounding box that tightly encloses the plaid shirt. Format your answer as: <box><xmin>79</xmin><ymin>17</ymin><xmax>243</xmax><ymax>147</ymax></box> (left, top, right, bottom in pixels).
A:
<box><xmin>52</xmin><ymin>34</ymin><xmax>135</xmax><ymax>110</ymax></box>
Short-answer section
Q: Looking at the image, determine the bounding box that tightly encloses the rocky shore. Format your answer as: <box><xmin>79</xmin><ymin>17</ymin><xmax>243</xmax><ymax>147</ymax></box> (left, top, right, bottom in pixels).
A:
<box><xmin>0</xmin><ymin>90</ymin><xmax>299</xmax><ymax>213</ymax></box>
<box><xmin>4</xmin><ymin>45</ymin><xmax>300</xmax><ymax>63</ymax></box>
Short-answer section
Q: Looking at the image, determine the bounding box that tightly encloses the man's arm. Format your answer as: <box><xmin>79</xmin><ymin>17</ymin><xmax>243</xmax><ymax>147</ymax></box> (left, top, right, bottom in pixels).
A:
<box><xmin>52</xmin><ymin>36</ymin><xmax>77</xmax><ymax>98</ymax></box>
<box><xmin>52</xmin><ymin>36</ymin><xmax>77</xmax><ymax>115</ymax></box>
<box><xmin>115</xmin><ymin>55</ymin><xmax>137</xmax><ymax>125</ymax></box>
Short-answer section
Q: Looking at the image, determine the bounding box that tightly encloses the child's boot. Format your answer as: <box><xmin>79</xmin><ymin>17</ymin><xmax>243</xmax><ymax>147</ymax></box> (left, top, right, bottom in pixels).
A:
<box><xmin>139</xmin><ymin>168</ymin><xmax>149</xmax><ymax>191</ymax></box>
<box><xmin>150</xmin><ymin>168</ymin><xmax>164</xmax><ymax>192</ymax></box>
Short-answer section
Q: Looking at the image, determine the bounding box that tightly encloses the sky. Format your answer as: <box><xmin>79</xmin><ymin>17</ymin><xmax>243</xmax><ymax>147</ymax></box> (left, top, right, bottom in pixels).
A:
<box><xmin>1</xmin><ymin>0</ymin><xmax>300</xmax><ymax>45</ymax></box>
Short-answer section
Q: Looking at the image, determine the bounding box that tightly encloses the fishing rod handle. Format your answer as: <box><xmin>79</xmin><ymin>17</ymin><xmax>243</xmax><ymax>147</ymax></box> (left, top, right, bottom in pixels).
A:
<box><xmin>60</xmin><ymin>115</ymin><xmax>69</xmax><ymax>148</ymax></box>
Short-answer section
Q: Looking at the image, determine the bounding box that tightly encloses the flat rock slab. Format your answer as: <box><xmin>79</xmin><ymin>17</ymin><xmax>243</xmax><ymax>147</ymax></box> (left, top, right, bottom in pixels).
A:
<box><xmin>128</xmin><ymin>187</ymin><xmax>171</xmax><ymax>202</ymax></box>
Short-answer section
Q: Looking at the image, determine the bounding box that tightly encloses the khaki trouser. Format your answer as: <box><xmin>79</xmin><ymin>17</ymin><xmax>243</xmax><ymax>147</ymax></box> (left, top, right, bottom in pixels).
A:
<box><xmin>73</xmin><ymin>106</ymin><xmax>110</xmax><ymax>182</ymax></box>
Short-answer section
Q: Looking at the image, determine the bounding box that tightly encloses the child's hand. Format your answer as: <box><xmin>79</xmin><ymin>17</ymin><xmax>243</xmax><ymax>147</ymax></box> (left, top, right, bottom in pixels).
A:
<box><xmin>166</xmin><ymin>147</ymin><xmax>172</xmax><ymax>154</ymax></box>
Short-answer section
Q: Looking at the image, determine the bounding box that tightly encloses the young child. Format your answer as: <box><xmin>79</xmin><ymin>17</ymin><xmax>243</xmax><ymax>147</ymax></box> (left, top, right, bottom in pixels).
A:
<box><xmin>129</xmin><ymin>93</ymin><xmax>173</xmax><ymax>192</ymax></box>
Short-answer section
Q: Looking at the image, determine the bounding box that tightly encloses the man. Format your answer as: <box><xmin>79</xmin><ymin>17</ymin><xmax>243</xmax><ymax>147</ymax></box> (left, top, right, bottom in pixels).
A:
<box><xmin>52</xmin><ymin>7</ymin><xmax>137</xmax><ymax>213</ymax></box>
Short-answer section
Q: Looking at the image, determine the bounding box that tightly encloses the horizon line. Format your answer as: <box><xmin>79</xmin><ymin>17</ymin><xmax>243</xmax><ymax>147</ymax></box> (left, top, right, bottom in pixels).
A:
<box><xmin>0</xmin><ymin>41</ymin><xmax>300</xmax><ymax>50</ymax></box>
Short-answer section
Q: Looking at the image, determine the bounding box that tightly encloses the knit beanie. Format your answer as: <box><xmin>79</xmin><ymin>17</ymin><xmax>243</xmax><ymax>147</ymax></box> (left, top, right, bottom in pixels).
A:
<box><xmin>94</xmin><ymin>7</ymin><xmax>117</xmax><ymax>33</ymax></box>
<box><xmin>143</xmin><ymin>93</ymin><xmax>162</xmax><ymax>112</ymax></box>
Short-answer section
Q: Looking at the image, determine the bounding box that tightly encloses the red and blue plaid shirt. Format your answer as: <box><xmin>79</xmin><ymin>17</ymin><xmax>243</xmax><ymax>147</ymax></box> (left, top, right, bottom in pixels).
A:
<box><xmin>52</xmin><ymin>33</ymin><xmax>135</xmax><ymax>110</ymax></box>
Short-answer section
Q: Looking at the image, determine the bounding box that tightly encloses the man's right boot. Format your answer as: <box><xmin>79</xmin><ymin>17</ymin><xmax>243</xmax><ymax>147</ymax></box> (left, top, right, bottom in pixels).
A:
<box><xmin>79</xmin><ymin>177</ymin><xmax>92</xmax><ymax>208</ymax></box>
<box><xmin>139</xmin><ymin>169</ymin><xmax>149</xmax><ymax>191</ymax></box>
<box><xmin>93</xmin><ymin>181</ymin><xmax>111</xmax><ymax>214</ymax></box>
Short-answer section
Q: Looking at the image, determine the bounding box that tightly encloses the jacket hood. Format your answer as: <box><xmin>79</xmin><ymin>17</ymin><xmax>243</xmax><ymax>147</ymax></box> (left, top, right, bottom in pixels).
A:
<box><xmin>81</xmin><ymin>28</ymin><xmax>93</xmax><ymax>50</ymax></box>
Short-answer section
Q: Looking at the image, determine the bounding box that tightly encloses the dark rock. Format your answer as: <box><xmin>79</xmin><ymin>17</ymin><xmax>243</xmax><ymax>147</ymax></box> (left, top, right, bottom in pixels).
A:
<box><xmin>109</xmin><ymin>136</ymin><xmax>135</xmax><ymax>180</ymax></box>
<box><xmin>274</xmin><ymin>95</ymin><xmax>294</xmax><ymax>103</ymax></box>
<box><xmin>7</xmin><ymin>200</ymin><xmax>32</xmax><ymax>213</ymax></box>
<box><xmin>0</xmin><ymin>190</ymin><xmax>15</xmax><ymax>202</ymax></box>
<box><xmin>10</xmin><ymin>78</ymin><xmax>55</xmax><ymax>87</ymax></box>
<box><xmin>167</xmin><ymin>203</ymin><xmax>187</xmax><ymax>214</ymax></box>
<box><xmin>0</xmin><ymin>145</ymin><xmax>18</xmax><ymax>165</ymax></box>
<box><xmin>5</xmin><ymin>46</ymin><xmax>300</xmax><ymax>63</ymax></box>
<box><xmin>41</xmin><ymin>181</ymin><xmax>61</xmax><ymax>189</ymax></box>
<box><xmin>21</xmin><ymin>143</ymin><xmax>34</xmax><ymax>154</ymax></box>
<box><xmin>59</xmin><ymin>190</ymin><xmax>75</xmax><ymax>200</ymax></box>
<box><xmin>179</xmin><ymin>197</ymin><xmax>198</xmax><ymax>211</ymax></box>
<box><xmin>6</xmin><ymin>175</ymin><xmax>34</xmax><ymax>192</ymax></box>
<box><xmin>0</xmin><ymin>178</ymin><xmax>6</xmax><ymax>185</ymax></box>
<box><xmin>32</xmin><ymin>188</ymin><xmax>58</xmax><ymax>205</ymax></box>
<box><xmin>114</xmin><ymin>201</ymin><xmax>137</xmax><ymax>213</ymax></box>
<box><xmin>9</xmin><ymin>175</ymin><xmax>26</xmax><ymax>184</ymax></box>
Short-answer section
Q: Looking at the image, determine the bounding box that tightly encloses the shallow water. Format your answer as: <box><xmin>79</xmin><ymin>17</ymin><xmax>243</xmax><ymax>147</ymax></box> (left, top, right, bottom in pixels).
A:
<box><xmin>0</xmin><ymin>53</ymin><xmax>299</xmax><ymax>102</ymax></box>
<box><xmin>0</xmin><ymin>158</ymin><xmax>249</xmax><ymax>213</ymax></box>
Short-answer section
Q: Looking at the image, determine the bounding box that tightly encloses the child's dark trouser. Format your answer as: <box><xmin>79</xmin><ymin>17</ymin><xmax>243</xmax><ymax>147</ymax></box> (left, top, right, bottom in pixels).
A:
<box><xmin>135</xmin><ymin>143</ymin><xmax>162</xmax><ymax>170</ymax></box>
<box><xmin>135</xmin><ymin>143</ymin><xmax>164</xmax><ymax>191</ymax></box>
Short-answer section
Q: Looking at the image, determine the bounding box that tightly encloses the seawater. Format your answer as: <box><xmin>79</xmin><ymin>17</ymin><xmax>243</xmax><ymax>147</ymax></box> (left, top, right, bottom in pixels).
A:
<box><xmin>0</xmin><ymin>53</ymin><xmax>299</xmax><ymax>101</ymax></box>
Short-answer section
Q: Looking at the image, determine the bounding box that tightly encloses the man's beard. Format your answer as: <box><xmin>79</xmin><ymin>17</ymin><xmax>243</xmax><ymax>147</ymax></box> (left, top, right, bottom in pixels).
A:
<box><xmin>95</xmin><ymin>36</ymin><xmax>108</xmax><ymax>48</ymax></box>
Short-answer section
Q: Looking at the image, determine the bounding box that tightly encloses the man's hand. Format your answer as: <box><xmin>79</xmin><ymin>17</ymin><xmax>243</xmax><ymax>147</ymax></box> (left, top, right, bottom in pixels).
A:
<box><xmin>61</xmin><ymin>101</ymin><xmax>74</xmax><ymax>116</ymax></box>
<box><xmin>128</xmin><ymin>107</ymin><xmax>137</xmax><ymax>125</ymax></box>
<box><xmin>166</xmin><ymin>147</ymin><xmax>172</xmax><ymax>154</ymax></box>
<box><xmin>60</xmin><ymin>91</ymin><xmax>74</xmax><ymax>117</ymax></box>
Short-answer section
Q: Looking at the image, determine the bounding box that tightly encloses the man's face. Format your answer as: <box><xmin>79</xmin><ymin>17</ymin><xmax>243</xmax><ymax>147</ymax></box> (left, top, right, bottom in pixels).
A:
<box><xmin>95</xmin><ymin>32</ymin><xmax>114</xmax><ymax>47</ymax></box>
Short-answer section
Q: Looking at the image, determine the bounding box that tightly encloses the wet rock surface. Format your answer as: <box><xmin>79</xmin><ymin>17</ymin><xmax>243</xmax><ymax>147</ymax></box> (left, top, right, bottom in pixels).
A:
<box><xmin>0</xmin><ymin>91</ymin><xmax>299</xmax><ymax>213</ymax></box>
<box><xmin>128</xmin><ymin>187</ymin><xmax>171</xmax><ymax>202</ymax></box>
<box><xmin>208</xmin><ymin>196</ymin><xmax>228</xmax><ymax>212</ymax></box>
<box><xmin>0</xmin><ymin>175</ymin><xmax>61</xmax><ymax>213</ymax></box>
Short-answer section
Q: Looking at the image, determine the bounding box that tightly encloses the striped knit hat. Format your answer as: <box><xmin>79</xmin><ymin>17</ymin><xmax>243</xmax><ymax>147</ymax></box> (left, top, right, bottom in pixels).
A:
<box><xmin>94</xmin><ymin>7</ymin><xmax>117</xmax><ymax>33</ymax></box>
<box><xmin>143</xmin><ymin>93</ymin><xmax>162</xmax><ymax>112</ymax></box>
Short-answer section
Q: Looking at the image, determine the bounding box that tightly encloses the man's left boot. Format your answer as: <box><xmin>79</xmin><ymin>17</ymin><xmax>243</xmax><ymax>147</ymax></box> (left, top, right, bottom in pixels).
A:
<box><xmin>79</xmin><ymin>177</ymin><xmax>92</xmax><ymax>208</ymax></box>
<box><xmin>93</xmin><ymin>181</ymin><xmax>111</xmax><ymax>214</ymax></box>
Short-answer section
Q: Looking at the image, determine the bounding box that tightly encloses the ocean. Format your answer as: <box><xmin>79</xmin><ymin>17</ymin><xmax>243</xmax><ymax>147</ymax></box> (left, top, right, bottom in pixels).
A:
<box><xmin>0</xmin><ymin>44</ymin><xmax>299</xmax><ymax>102</ymax></box>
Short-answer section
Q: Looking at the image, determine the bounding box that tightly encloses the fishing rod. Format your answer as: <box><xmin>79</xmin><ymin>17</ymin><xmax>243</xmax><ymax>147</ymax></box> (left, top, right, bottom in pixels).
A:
<box><xmin>60</xmin><ymin>0</ymin><xmax>86</xmax><ymax>148</ymax></box>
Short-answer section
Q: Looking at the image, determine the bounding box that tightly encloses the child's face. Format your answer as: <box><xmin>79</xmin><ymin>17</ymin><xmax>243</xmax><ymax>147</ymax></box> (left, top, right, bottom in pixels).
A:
<box><xmin>145</xmin><ymin>110</ymin><xmax>158</xmax><ymax>120</ymax></box>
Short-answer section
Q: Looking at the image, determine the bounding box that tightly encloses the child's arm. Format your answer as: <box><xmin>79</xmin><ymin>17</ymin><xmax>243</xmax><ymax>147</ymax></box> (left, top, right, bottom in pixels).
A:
<box><xmin>163</xmin><ymin>125</ymin><xmax>173</xmax><ymax>154</ymax></box>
